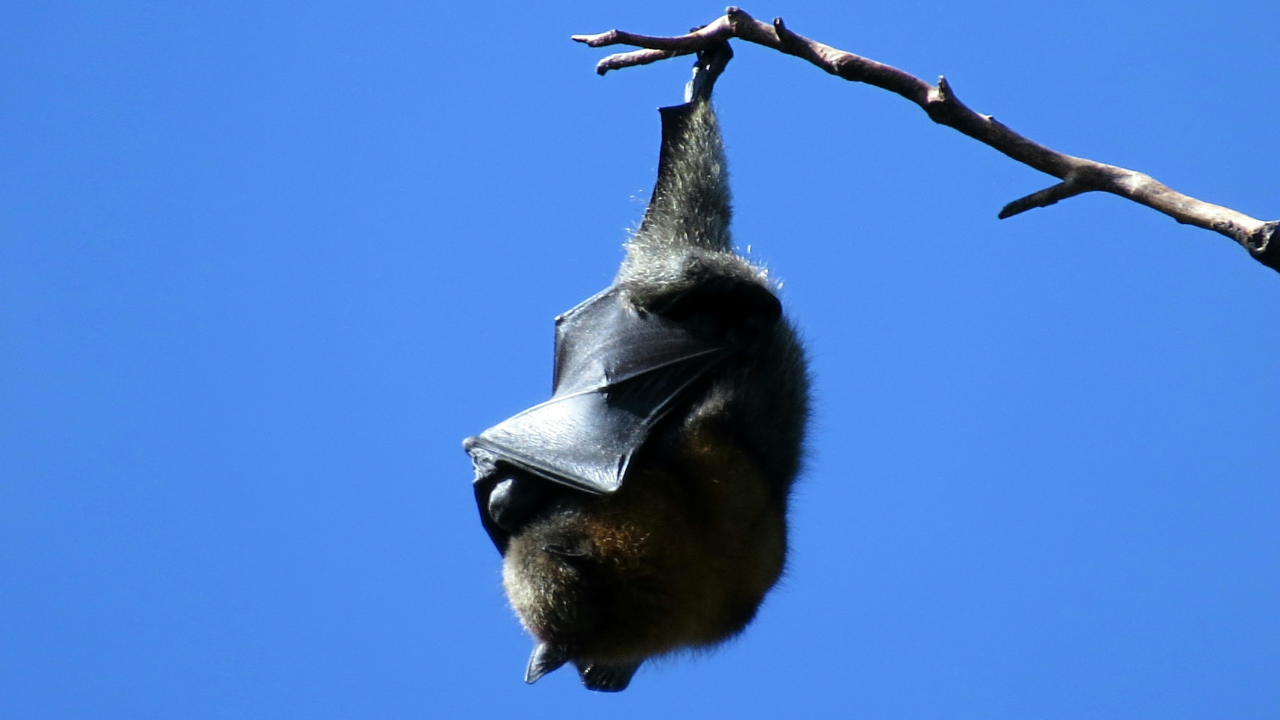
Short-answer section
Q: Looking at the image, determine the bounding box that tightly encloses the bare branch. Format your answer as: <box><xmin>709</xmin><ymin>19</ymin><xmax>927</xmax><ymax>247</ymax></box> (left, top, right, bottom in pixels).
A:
<box><xmin>573</xmin><ymin>7</ymin><xmax>1280</xmax><ymax>274</ymax></box>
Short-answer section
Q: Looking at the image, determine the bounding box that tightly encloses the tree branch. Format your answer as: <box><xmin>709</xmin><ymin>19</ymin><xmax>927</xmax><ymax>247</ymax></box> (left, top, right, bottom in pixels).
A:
<box><xmin>573</xmin><ymin>7</ymin><xmax>1280</xmax><ymax>274</ymax></box>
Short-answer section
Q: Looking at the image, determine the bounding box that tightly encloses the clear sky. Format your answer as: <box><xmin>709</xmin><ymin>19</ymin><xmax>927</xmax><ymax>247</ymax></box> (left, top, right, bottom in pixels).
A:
<box><xmin>2</xmin><ymin>2</ymin><xmax>1278</xmax><ymax>718</ymax></box>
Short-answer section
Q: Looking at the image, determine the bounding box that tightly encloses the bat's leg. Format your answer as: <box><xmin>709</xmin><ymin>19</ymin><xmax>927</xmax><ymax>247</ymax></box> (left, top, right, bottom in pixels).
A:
<box><xmin>684</xmin><ymin>41</ymin><xmax>733</xmax><ymax>103</ymax></box>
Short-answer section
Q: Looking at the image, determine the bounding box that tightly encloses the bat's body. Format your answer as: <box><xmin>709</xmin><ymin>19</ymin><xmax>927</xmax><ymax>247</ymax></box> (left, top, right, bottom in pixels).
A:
<box><xmin>464</xmin><ymin>44</ymin><xmax>808</xmax><ymax>691</ymax></box>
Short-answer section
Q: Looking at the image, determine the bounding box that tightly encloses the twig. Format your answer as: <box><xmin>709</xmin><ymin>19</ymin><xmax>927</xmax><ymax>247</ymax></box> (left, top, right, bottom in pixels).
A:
<box><xmin>572</xmin><ymin>7</ymin><xmax>1280</xmax><ymax>274</ymax></box>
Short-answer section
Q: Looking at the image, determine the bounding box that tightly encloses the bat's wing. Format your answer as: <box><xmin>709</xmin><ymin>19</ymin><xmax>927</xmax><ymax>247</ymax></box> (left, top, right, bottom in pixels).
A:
<box><xmin>464</xmin><ymin>286</ymin><xmax>732</xmax><ymax>496</ymax></box>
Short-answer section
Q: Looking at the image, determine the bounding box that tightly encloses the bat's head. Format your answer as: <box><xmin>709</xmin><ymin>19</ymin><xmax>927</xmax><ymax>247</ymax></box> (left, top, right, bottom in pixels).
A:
<box><xmin>470</xmin><ymin>421</ymin><xmax>788</xmax><ymax>691</ymax></box>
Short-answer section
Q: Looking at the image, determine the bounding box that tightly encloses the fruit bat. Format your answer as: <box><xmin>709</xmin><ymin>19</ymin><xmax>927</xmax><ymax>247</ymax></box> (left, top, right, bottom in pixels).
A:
<box><xmin>463</xmin><ymin>42</ymin><xmax>809</xmax><ymax>692</ymax></box>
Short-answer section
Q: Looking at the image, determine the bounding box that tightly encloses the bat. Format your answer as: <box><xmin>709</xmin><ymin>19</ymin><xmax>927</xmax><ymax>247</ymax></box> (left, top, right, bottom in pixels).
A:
<box><xmin>464</xmin><ymin>42</ymin><xmax>809</xmax><ymax>691</ymax></box>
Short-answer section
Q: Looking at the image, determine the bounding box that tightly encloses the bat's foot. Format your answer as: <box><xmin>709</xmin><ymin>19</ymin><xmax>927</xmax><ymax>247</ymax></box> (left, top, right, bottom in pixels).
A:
<box><xmin>685</xmin><ymin>41</ymin><xmax>733</xmax><ymax>102</ymax></box>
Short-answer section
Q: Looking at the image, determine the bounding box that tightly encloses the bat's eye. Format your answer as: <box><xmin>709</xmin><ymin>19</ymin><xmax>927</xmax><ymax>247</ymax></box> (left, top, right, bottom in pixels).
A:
<box><xmin>487</xmin><ymin>474</ymin><xmax>557</xmax><ymax>534</ymax></box>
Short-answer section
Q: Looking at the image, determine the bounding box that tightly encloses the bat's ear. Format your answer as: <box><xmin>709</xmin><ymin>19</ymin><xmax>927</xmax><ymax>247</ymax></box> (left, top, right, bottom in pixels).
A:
<box><xmin>653</xmin><ymin>276</ymin><xmax>782</xmax><ymax>327</ymax></box>
<box><xmin>525</xmin><ymin>643</ymin><xmax>568</xmax><ymax>684</ymax></box>
<box><xmin>577</xmin><ymin>659</ymin><xmax>641</xmax><ymax>692</ymax></box>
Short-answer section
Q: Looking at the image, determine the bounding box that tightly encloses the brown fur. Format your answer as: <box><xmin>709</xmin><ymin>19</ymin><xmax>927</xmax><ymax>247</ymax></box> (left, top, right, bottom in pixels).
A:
<box><xmin>502</xmin><ymin>423</ymin><xmax>786</xmax><ymax>665</ymax></box>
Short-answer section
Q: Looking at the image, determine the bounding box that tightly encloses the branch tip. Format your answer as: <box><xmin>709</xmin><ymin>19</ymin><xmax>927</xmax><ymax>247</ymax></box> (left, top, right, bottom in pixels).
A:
<box><xmin>1247</xmin><ymin>221</ymin><xmax>1279</xmax><ymax>252</ymax></box>
<box><xmin>1000</xmin><ymin>180</ymin><xmax>1092</xmax><ymax>219</ymax></box>
<box><xmin>572</xmin><ymin>31</ymin><xmax>613</xmax><ymax>48</ymax></box>
<box><xmin>1246</xmin><ymin>221</ymin><xmax>1280</xmax><ymax>271</ymax></box>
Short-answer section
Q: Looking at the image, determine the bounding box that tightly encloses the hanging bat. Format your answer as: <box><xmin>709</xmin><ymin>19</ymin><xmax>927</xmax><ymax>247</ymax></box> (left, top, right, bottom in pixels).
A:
<box><xmin>463</xmin><ymin>42</ymin><xmax>809</xmax><ymax>692</ymax></box>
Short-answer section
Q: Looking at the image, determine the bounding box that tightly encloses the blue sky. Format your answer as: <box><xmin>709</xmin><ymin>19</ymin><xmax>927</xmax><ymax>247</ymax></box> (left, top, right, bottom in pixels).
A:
<box><xmin>2</xmin><ymin>2</ymin><xmax>1278</xmax><ymax>718</ymax></box>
